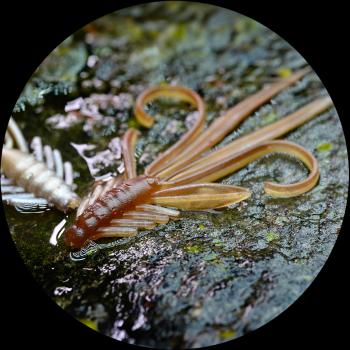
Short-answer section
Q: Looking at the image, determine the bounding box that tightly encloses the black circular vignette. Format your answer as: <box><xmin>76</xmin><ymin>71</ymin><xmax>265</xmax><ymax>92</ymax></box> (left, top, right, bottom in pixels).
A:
<box><xmin>0</xmin><ymin>1</ymin><xmax>349</xmax><ymax>349</ymax></box>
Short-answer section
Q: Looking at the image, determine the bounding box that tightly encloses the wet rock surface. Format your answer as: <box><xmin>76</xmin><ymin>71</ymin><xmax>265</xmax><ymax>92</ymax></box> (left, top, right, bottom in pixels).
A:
<box><xmin>5</xmin><ymin>2</ymin><xmax>348</xmax><ymax>348</ymax></box>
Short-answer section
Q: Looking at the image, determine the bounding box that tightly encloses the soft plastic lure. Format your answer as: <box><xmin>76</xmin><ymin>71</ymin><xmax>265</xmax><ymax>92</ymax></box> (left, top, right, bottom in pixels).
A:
<box><xmin>64</xmin><ymin>68</ymin><xmax>333</xmax><ymax>248</ymax></box>
<box><xmin>1</xmin><ymin>118</ymin><xmax>80</xmax><ymax>212</ymax></box>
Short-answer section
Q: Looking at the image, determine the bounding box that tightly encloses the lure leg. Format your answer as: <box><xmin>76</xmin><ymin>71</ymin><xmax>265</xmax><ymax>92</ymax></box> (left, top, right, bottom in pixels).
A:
<box><xmin>43</xmin><ymin>145</ymin><xmax>55</xmax><ymax>170</ymax></box>
<box><xmin>135</xmin><ymin>204</ymin><xmax>180</xmax><ymax>218</ymax></box>
<box><xmin>87</xmin><ymin>183</ymin><xmax>105</xmax><ymax>206</ymax></box>
<box><xmin>76</xmin><ymin>197</ymin><xmax>90</xmax><ymax>217</ymax></box>
<box><xmin>92</xmin><ymin>226</ymin><xmax>138</xmax><ymax>240</ymax></box>
<box><xmin>53</xmin><ymin>149</ymin><xmax>64</xmax><ymax>178</ymax></box>
<box><xmin>7</xmin><ymin>117</ymin><xmax>29</xmax><ymax>152</ymax></box>
<box><xmin>122</xmin><ymin>211</ymin><xmax>170</xmax><ymax>224</ymax></box>
<box><xmin>151</xmin><ymin>183</ymin><xmax>251</xmax><ymax>210</ymax></box>
<box><xmin>4</xmin><ymin>131</ymin><xmax>14</xmax><ymax>149</ymax></box>
<box><xmin>63</xmin><ymin>161</ymin><xmax>74</xmax><ymax>186</ymax></box>
<box><xmin>121</xmin><ymin>128</ymin><xmax>140</xmax><ymax>179</ymax></box>
<box><xmin>109</xmin><ymin>218</ymin><xmax>157</xmax><ymax>229</ymax></box>
<box><xmin>31</xmin><ymin>136</ymin><xmax>44</xmax><ymax>162</ymax></box>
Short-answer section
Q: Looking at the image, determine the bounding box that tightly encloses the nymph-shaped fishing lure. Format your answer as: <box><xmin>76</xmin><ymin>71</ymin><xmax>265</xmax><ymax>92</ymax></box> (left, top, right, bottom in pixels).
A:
<box><xmin>64</xmin><ymin>68</ymin><xmax>333</xmax><ymax>249</ymax></box>
<box><xmin>1</xmin><ymin>118</ymin><xmax>80</xmax><ymax>212</ymax></box>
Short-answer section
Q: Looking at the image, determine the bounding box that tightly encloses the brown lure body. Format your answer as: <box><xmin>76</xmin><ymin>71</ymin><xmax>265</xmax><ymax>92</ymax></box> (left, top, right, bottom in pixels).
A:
<box><xmin>64</xmin><ymin>176</ymin><xmax>161</xmax><ymax>248</ymax></box>
<box><xmin>64</xmin><ymin>68</ymin><xmax>333</xmax><ymax>249</ymax></box>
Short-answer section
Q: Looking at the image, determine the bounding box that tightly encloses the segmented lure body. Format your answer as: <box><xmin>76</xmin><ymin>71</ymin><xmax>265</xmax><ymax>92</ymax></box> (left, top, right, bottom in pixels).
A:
<box><xmin>1</xmin><ymin>148</ymin><xmax>80</xmax><ymax>212</ymax></box>
<box><xmin>64</xmin><ymin>176</ymin><xmax>161</xmax><ymax>248</ymax></box>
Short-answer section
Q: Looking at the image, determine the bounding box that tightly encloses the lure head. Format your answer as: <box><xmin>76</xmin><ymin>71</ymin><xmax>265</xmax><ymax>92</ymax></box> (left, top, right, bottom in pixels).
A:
<box><xmin>64</xmin><ymin>225</ymin><xmax>87</xmax><ymax>249</ymax></box>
